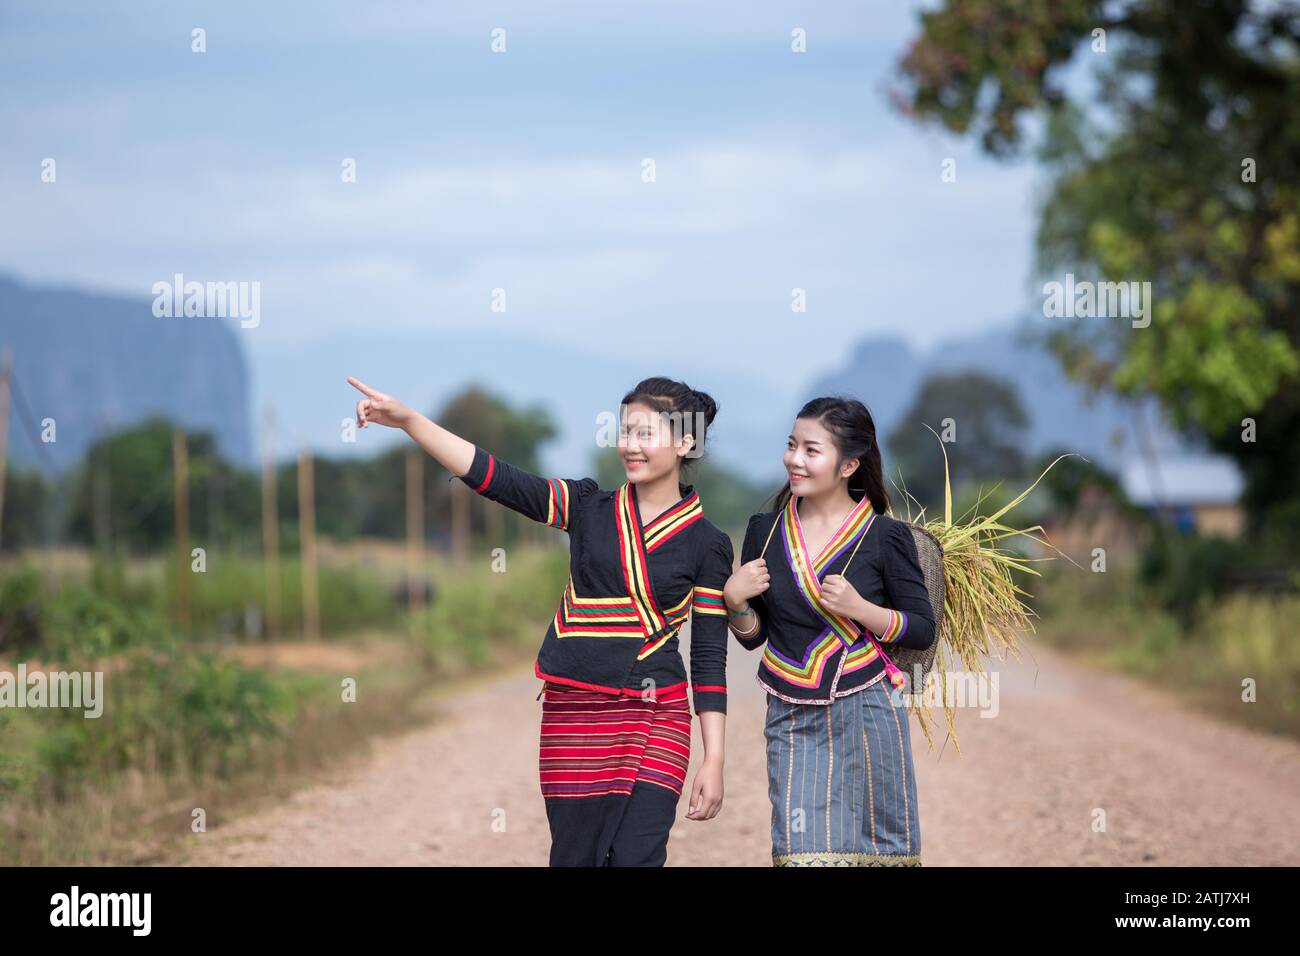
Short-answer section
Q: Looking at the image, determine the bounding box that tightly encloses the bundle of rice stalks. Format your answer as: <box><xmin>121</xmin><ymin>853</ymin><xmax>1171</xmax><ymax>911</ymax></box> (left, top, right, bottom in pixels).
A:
<box><xmin>890</xmin><ymin>424</ymin><xmax>1083</xmax><ymax>756</ymax></box>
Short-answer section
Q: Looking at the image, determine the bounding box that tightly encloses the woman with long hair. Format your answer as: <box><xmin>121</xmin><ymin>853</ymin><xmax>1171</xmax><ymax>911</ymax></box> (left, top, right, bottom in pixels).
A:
<box><xmin>348</xmin><ymin>374</ymin><xmax>733</xmax><ymax>866</ymax></box>
<box><xmin>723</xmin><ymin>396</ymin><xmax>937</xmax><ymax>866</ymax></box>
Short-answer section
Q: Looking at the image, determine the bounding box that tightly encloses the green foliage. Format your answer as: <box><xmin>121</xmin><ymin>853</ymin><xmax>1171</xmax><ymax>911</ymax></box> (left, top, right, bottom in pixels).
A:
<box><xmin>50</xmin><ymin>385</ymin><xmax>563</xmax><ymax>553</ymax></box>
<box><xmin>0</xmin><ymin>560</ymin><xmax>170</xmax><ymax>660</ymax></box>
<box><xmin>1136</xmin><ymin>526</ymin><xmax>1294</xmax><ymax>628</ymax></box>
<box><xmin>886</xmin><ymin>370</ymin><xmax>1031</xmax><ymax>513</ymax></box>
<box><xmin>591</xmin><ymin>445</ymin><xmax>770</xmax><ymax>533</ymax></box>
<box><xmin>64</xmin><ymin>418</ymin><xmax>259</xmax><ymax>552</ymax></box>
<box><xmin>0</xmin><ymin>712</ymin><xmax>37</xmax><ymax>797</ymax></box>
<box><xmin>0</xmin><ymin>563</ymin><xmax>45</xmax><ymax>654</ymax></box>
<box><xmin>0</xmin><ymin>469</ymin><xmax>55</xmax><ymax>552</ymax></box>
<box><xmin>31</xmin><ymin>647</ymin><xmax>292</xmax><ymax>797</ymax></box>
<box><xmin>1028</xmin><ymin>446</ymin><xmax>1131</xmax><ymax>516</ymax></box>
<box><xmin>438</xmin><ymin>385</ymin><xmax>558</xmax><ymax>471</ymax></box>
<box><xmin>42</xmin><ymin>585</ymin><xmax>170</xmax><ymax>661</ymax></box>
<box><xmin>408</xmin><ymin>548</ymin><xmax>569</xmax><ymax>672</ymax></box>
<box><xmin>1034</xmin><ymin>561</ymin><xmax>1300</xmax><ymax>739</ymax></box>
<box><xmin>896</xmin><ymin>0</ymin><xmax>1300</xmax><ymax>530</ymax></box>
<box><xmin>159</xmin><ymin>553</ymin><xmax>401</xmax><ymax>640</ymax></box>
<box><xmin>1138</xmin><ymin>528</ymin><xmax>1236</xmax><ymax>626</ymax></box>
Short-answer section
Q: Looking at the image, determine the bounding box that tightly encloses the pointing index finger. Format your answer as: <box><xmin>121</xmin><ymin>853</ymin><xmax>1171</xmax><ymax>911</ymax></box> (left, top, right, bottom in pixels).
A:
<box><xmin>347</xmin><ymin>376</ymin><xmax>379</xmax><ymax>398</ymax></box>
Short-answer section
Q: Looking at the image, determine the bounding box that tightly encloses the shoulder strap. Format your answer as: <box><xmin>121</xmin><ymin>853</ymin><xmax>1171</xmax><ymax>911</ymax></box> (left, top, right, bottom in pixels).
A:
<box><xmin>839</xmin><ymin>513</ymin><xmax>876</xmax><ymax>576</ymax></box>
<box><xmin>757</xmin><ymin>512</ymin><xmax>781</xmax><ymax>560</ymax></box>
<box><xmin>759</xmin><ymin>506</ymin><xmax>876</xmax><ymax>573</ymax></box>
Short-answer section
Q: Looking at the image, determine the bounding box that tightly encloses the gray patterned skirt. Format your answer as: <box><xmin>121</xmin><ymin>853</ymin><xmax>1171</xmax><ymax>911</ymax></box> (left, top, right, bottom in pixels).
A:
<box><xmin>764</xmin><ymin>676</ymin><xmax>922</xmax><ymax>866</ymax></box>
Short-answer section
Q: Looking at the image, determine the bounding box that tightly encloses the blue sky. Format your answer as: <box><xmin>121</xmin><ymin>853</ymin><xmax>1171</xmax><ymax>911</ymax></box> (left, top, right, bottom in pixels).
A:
<box><xmin>1</xmin><ymin>0</ymin><xmax>1052</xmax><ymax>470</ymax></box>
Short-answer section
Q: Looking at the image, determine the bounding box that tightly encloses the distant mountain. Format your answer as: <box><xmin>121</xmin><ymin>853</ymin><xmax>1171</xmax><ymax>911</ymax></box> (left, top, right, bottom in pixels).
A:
<box><xmin>806</xmin><ymin>320</ymin><xmax>1207</xmax><ymax>474</ymax></box>
<box><xmin>0</xmin><ymin>269</ymin><xmax>1214</xmax><ymax>494</ymax></box>
<box><xmin>0</xmin><ymin>273</ymin><xmax>253</xmax><ymax>473</ymax></box>
<box><xmin>250</xmin><ymin>331</ymin><xmax>800</xmax><ymax>484</ymax></box>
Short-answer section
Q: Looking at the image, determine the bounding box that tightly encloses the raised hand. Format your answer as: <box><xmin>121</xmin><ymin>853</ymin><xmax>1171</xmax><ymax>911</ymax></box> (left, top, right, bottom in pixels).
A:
<box><xmin>819</xmin><ymin>573</ymin><xmax>865</xmax><ymax>619</ymax></box>
<box><xmin>347</xmin><ymin>376</ymin><xmax>414</xmax><ymax>430</ymax></box>
<box><xmin>723</xmin><ymin>557</ymin><xmax>770</xmax><ymax>608</ymax></box>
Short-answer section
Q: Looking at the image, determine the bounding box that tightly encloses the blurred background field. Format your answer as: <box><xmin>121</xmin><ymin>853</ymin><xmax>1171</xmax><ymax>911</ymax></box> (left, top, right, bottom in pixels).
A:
<box><xmin>3</xmin><ymin>0</ymin><xmax>1300</xmax><ymax>865</ymax></box>
<box><xmin>0</xmin><ymin>537</ymin><xmax>569</xmax><ymax>864</ymax></box>
<box><xmin>1</xmin><ymin>392</ymin><xmax>1296</xmax><ymax>864</ymax></box>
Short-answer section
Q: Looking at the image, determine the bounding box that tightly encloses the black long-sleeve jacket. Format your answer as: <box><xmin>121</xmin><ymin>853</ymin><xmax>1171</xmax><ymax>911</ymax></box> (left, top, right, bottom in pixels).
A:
<box><xmin>735</xmin><ymin>493</ymin><xmax>937</xmax><ymax>704</ymax></box>
<box><xmin>458</xmin><ymin>446</ymin><xmax>734</xmax><ymax>715</ymax></box>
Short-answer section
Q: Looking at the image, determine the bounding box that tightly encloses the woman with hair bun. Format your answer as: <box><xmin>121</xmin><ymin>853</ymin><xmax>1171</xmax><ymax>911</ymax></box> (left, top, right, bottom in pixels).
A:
<box><xmin>347</xmin><ymin>374</ymin><xmax>733</xmax><ymax>866</ymax></box>
<box><xmin>723</xmin><ymin>396</ymin><xmax>937</xmax><ymax>866</ymax></box>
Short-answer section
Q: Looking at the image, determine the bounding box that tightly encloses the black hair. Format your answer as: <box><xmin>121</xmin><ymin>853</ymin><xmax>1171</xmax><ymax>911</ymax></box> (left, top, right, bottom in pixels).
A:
<box><xmin>619</xmin><ymin>376</ymin><xmax>719</xmax><ymax>478</ymax></box>
<box><xmin>770</xmin><ymin>396</ymin><xmax>890</xmax><ymax>514</ymax></box>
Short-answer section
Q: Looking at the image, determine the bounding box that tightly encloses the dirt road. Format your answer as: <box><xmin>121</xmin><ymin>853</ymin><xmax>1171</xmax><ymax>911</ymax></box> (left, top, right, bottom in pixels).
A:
<box><xmin>177</xmin><ymin>637</ymin><xmax>1300</xmax><ymax>866</ymax></box>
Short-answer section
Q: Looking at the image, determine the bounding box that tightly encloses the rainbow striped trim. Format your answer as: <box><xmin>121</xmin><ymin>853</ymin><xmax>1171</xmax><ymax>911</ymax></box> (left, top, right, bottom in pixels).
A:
<box><xmin>468</xmin><ymin>455</ymin><xmax>572</xmax><ymax>530</ymax></box>
<box><xmin>552</xmin><ymin>575</ymin><xmax>643</xmax><ymax>637</ymax></box>
<box><xmin>841</xmin><ymin>635</ymin><xmax>883</xmax><ymax>674</ymax></box>
<box><xmin>549</xmin><ymin>484</ymin><xmax>709</xmax><ymax>663</ymax></box>
<box><xmin>615</xmin><ymin>484</ymin><xmax>667</xmax><ymax>637</ymax></box>
<box><xmin>760</xmin><ymin>628</ymin><xmax>879</xmax><ymax>688</ymax></box>
<box><xmin>781</xmin><ymin>495</ymin><xmax>877</xmax><ymax>647</ymax></box>
<box><xmin>690</xmin><ymin>586</ymin><xmax>727</xmax><ymax>618</ymax></box>
<box><xmin>643</xmin><ymin>492</ymin><xmax>702</xmax><ymax>551</ymax></box>
<box><xmin>544</xmin><ymin>478</ymin><xmax>571</xmax><ymax>530</ymax></box>
<box><xmin>875</xmin><ymin>609</ymin><xmax>908</xmax><ymax>643</ymax></box>
<box><xmin>636</xmin><ymin>591</ymin><xmax>692</xmax><ymax>660</ymax></box>
<box><xmin>551</xmin><ymin>576</ymin><xmax>691</xmax><ymax>650</ymax></box>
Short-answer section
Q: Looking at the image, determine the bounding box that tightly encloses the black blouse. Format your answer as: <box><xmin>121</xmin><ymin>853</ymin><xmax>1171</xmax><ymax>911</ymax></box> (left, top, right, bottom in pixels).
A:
<box><xmin>458</xmin><ymin>445</ymin><xmax>735</xmax><ymax>715</ymax></box>
<box><xmin>736</xmin><ymin>492</ymin><xmax>937</xmax><ymax>704</ymax></box>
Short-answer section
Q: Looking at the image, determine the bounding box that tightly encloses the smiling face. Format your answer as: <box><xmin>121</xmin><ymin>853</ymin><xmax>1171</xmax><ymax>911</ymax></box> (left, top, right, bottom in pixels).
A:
<box><xmin>784</xmin><ymin>415</ymin><xmax>859</xmax><ymax>497</ymax></box>
<box><xmin>619</xmin><ymin>400</ymin><xmax>691</xmax><ymax>484</ymax></box>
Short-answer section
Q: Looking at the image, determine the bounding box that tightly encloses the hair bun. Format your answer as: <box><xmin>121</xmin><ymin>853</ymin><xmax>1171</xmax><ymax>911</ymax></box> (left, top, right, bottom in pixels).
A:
<box><xmin>691</xmin><ymin>388</ymin><xmax>718</xmax><ymax>425</ymax></box>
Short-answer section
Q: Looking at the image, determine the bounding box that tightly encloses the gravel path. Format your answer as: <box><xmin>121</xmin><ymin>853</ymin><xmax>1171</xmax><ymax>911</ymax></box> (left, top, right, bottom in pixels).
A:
<box><xmin>177</xmin><ymin>636</ymin><xmax>1300</xmax><ymax>866</ymax></box>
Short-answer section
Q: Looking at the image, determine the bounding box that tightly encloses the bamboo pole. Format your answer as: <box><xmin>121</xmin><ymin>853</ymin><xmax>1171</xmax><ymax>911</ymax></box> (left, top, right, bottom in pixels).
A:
<box><xmin>406</xmin><ymin>447</ymin><xmax>424</xmax><ymax>612</ymax></box>
<box><xmin>297</xmin><ymin>448</ymin><xmax>320</xmax><ymax>642</ymax></box>
<box><xmin>0</xmin><ymin>347</ymin><xmax>10</xmax><ymax>552</ymax></box>
<box><xmin>260</xmin><ymin>409</ymin><xmax>281</xmax><ymax>639</ymax></box>
<box><xmin>173</xmin><ymin>428</ymin><xmax>191</xmax><ymax>630</ymax></box>
<box><xmin>485</xmin><ymin>484</ymin><xmax>503</xmax><ymax>551</ymax></box>
<box><xmin>450</xmin><ymin>475</ymin><xmax>469</xmax><ymax>569</ymax></box>
<box><xmin>93</xmin><ymin>422</ymin><xmax>111</xmax><ymax>555</ymax></box>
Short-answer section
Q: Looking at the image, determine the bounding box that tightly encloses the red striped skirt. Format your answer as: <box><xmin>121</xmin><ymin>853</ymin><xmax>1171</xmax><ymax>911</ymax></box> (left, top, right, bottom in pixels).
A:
<box><xmin>538</xmin><ymin>683</ymin><xmax>692</xmax><ymax>800</ymax></box>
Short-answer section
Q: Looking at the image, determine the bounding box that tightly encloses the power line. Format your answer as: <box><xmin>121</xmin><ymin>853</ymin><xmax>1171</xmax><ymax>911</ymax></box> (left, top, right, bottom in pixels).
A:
<box><xmin>7</xmin><ymin>370</ymin><xmax>60</xmax><ymax>472</ymax></box>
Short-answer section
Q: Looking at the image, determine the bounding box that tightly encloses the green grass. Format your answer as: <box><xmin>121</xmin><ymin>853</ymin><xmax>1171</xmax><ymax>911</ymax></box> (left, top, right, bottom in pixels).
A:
<box><xmin>1032</xmin><ymin>562</ymin><xmax>1300</xmax><ymax>740</ymax></box>
<box><xmin>0</xmin><ymin>543</ymin><xmax>570</xmax><ymax>864</ymax></box>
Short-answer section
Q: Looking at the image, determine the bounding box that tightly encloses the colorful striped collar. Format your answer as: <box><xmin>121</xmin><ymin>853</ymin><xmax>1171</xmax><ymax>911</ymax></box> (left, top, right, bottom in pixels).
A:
<box><xmin>786</xmin><ymin>492</ymin><xmax>875</xmax><ymax>576</ymax></box>
<box><xmin>780</xmin><ymin>492</ymin><xmax>878</xmax><ymax>647</ymax></box>
<box><xmin>625</xmin><ymin>481</ymin><xmax>703</xmax><ymax>552</ymax></box>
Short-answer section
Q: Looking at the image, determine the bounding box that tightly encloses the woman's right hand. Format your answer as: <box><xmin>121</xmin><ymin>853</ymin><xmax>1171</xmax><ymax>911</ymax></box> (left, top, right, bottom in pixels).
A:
<box><xmin>348</xmin><ymin>376</ymin><xmax>415</xmax><ymax>430</ymax></box>
<box><xmin>724</xmin><ymin>558</ymin><xmax>770</xmax><ymax>608</ymax></box>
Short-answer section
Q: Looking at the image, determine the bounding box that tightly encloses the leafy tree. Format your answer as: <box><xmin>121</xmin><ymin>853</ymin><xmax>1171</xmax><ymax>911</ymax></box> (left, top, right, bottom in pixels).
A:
<box><xmin>283</xmin><ymin>385</ymin><xmax>561</xmax><ymax>546</ymax></box>
<box><xmin>592</xmin><ymin>445</ymin><xmax>769</xmax><ymax>534</ymax></box>
<box><xmin>1</xmin><ymin>469</ymin><xmax>55</xmax><ymax>552</ymax></box>
<box><xmin>65</xmin><ymin>418</ymin><xmax>256</xmax><ymax>553</ymax></box>
<box><xmin>896</xmin><ymin>0</ymin><xmax>1300</xmax><ymax>538</ymax></box>
<box><xmin>886</xmin><ymin>370</ymin><xmax>1030</xmax><ymax>511</ymax></box>
<box><xmin>1030</xmin><ymin>444</ymin><xmax>1129</xmax><ymax>517</ymax></box>
<box><xmin>439</xmin><ymin>386</ymin><xmax>557</xmax><ymax>472</ymax></box>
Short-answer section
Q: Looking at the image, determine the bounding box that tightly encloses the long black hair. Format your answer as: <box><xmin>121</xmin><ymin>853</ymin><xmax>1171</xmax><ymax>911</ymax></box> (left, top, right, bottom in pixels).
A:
<box><xmin>619</xmin><ymin>376</ymin><xmax>718</xmax><ymax>478</ymax></box>
<box><xmin>770</xmin><ymin>396</ymin><xmax>890</xmax><ymax>515</ymax></box>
